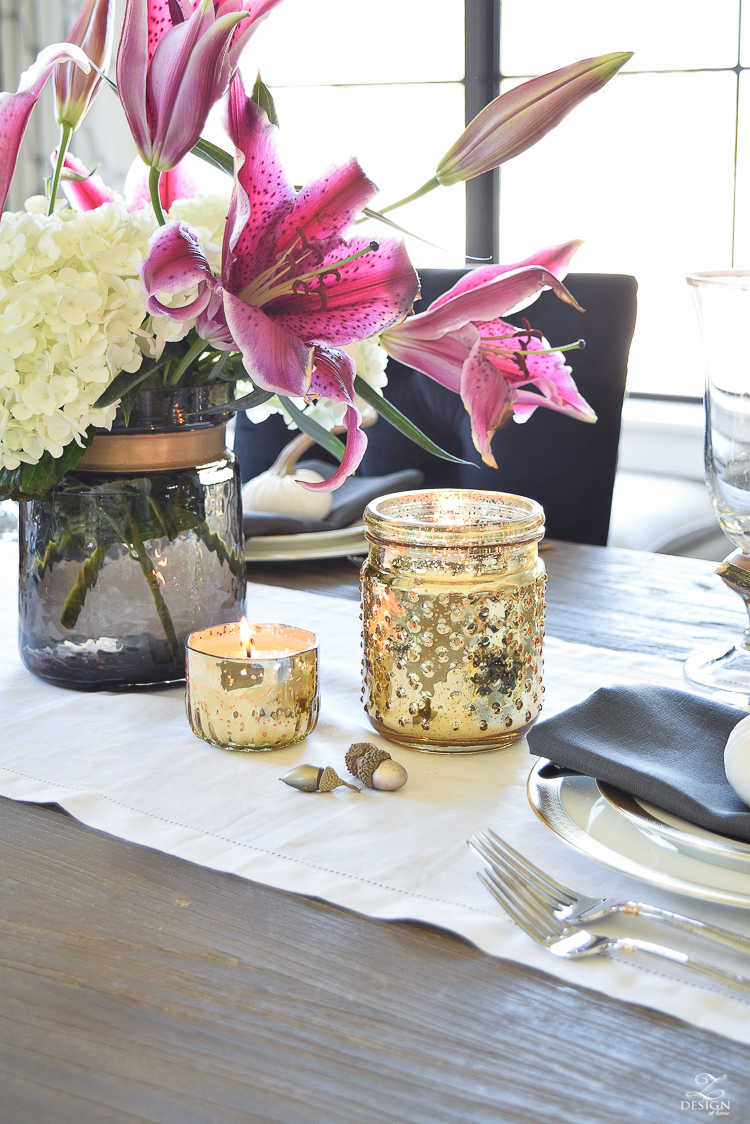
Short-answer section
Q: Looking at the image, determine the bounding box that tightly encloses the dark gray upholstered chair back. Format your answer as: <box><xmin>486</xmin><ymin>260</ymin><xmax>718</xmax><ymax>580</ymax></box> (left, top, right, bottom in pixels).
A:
<box><xmin>234</xmin><ymin>269</ymin><xmax>637</xmax><ymax>545</ymax></box>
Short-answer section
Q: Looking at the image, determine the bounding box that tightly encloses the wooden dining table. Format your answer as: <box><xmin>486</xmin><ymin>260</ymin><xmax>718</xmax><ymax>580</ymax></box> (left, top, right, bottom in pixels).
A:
<box><xmin>2</xmin><ymin>540</ymin><xmax>749</xmax><ymax>1124</ymax></box>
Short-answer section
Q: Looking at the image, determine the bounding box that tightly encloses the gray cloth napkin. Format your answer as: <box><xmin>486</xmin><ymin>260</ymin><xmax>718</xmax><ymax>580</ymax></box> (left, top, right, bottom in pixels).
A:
<box><xmin>527</xmin><ymin>685</ymin><xmax>750</xmax><ymax>842</ymax></box>
<box><xmin>243</xmin><ymin>461</ymin><xmax>424</xmax><ymax>536</ymax></box>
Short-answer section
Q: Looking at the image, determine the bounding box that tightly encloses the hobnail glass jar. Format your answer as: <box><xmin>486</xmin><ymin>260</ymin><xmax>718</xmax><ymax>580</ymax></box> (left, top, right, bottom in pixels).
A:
<box><xmin>18</xmin><ymin>387</ymin><xmax>246</xmax><ymax>690</ymax></box>
<box><xmin>361</xmin><ymin>489</ymin><xmax>546</xmax><ymax>752</ymax></box>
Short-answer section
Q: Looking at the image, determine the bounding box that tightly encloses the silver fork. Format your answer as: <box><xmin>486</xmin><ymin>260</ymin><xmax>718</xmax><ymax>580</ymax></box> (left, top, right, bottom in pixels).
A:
<box><xmin>469</xmin><ymin>829</ymin><xmax>750</xmax><ymax>955</ymax></box>
<box><xmin>471</xmin><ymin>842</ymin><xmax>750</xmax><ymax>995</ymax></box>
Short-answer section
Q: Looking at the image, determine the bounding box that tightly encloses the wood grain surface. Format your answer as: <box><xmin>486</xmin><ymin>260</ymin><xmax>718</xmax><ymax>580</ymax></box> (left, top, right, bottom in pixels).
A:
<box><xmin>3</xmin><ymin>544</ymin><xmax>750</xmax><ymax>1124</ymax></box>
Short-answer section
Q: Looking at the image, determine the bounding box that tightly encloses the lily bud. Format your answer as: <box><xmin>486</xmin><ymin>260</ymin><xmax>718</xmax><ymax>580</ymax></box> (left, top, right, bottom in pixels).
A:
<box><xmin>54</xmin><ymin>0</ymin><xmax>114</xmax><ymax>131</ymax></box>
<box><xmin>436</xmin><ymin>51</ymin><xmax>632</xmax><ymax>186</ymax></box>
<box><xmin>0</xmin><ymin>43</ymin><xmax>89</xmax><ymax>213</ymax></box>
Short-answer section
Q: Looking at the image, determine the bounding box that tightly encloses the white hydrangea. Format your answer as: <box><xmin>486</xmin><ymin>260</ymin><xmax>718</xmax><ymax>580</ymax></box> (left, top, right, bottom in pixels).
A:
<box><xmin>244</xmin><ymin>335</ymin><xmax>390</xmax><ymax>431</ymax></box>
<box><xmin>0</xmin><ymin>197</ymin><xmax>154</xmax><ymax>470</ymax></box>
<box><xmin>0</xmin><ymin>193</ymin><xmax>230</xmax><ymax>472</ymax></box>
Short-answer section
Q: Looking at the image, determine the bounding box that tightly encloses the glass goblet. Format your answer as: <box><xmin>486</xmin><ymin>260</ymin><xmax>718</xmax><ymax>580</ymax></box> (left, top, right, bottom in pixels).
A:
<box><xmin>684</xmin><ymin>271</ymin><xmax>750</xmax><ymax>698</ymax></box>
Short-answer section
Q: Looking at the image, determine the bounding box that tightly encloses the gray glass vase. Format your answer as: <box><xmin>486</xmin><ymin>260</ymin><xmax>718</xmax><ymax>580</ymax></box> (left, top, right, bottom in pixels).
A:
<box><xmin>18</xmin><ymin>387</ymin><xmax>246</xmax><ymax>690</ymax></box>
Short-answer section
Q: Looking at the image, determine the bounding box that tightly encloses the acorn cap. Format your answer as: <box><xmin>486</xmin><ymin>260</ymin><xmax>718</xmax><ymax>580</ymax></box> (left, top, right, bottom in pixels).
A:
<box><xmin>357</xmin><ymin>747</ymin><xmax>393</xmax><ymax>788</ymax></box>
<box><xmin>345</xmin><ymin>741</ymin><xmax>386</xmax><ymax>777</ymax></box>
<box><xmin>319</xmin><ymin>766</ymin><xmax>359</xmax><ymax>792</ymax></box>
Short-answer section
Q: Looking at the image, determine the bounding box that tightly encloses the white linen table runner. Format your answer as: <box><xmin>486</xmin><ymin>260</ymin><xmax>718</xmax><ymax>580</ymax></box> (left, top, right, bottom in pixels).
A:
<box><xmin>0</xmin><ymin>540</ymin><xmax>747</xmax><ymax>1043</ymax></box>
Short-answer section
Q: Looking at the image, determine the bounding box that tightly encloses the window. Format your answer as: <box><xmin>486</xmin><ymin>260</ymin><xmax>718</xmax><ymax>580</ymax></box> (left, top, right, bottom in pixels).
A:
<box><xmin>252</xmin><ymin>0</ymin><xmax>749</xmax><ymax>400</ymax></box>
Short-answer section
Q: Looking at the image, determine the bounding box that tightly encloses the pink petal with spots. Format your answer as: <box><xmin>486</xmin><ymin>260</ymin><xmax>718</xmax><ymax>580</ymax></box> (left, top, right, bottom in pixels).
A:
<box><xmin>475</xmin><ymin>318</ymin><xmax>595</xmax><ymax>421</ymax></box>
<box><xmin>223</xmin><ymin>291</ymin><xmax>312</xmax><ymax>397</ymax></box>
<box><xmin>298</xmin><ymin>404</ymin><xmax>368</xmax><ymax>492</ymax></box>
<box><xmin>140</xmin><ymin>220</ymin><xmax>215</xmax><ymax>319</ymax></box>
<box><xmin>401</xmin><ymin>266</ymin><xmax>582</xmax><ymax>341</ymax></box>
<box><xmin>267</xmin><ymin>236</ymin><xmax>419</xmax><ymax>345</ymax></box>
<box><xmin>56</xmin><ymin>152</ymin><xmax>116</xmax><ymax>211</ymax></box>
<box><xmin>379</xmin><ymin>324</ymin><xmax>473</xmax><ymax>394</ymax></box>
<box><xmin>223</xmin><ymin>75</ymin><xmax>295</xmax><ymax>294</ymax></box>
<box><xmin>460</xmin><ymin>336</ymin><xmax>516</xmax><ymax>469</ymax></box>
<box><xmin>274</xmin><ymin>158</ymin><xmax>377</xmax><ymax>259</ymax></box>
<box><xmin>428</xmin><ymin>240</ymin><xmax>583</xmax><ymax>312</ymax></box>
<box><xmin>309</xmin><ymin>346</ymin><xmax>356</xmax><ymax>403</ymax></box>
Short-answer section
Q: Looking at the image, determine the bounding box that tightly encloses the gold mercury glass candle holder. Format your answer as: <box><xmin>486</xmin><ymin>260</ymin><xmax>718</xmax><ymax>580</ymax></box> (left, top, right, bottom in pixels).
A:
<box><xmin>185</xmin><ymin>621</ymin><xmax>319</xmax><ymax>751</ymax></box>
<box><xmin>361</xmin><ymin>490</ymin><xmax>546</xmax><ymax>753</ymax></box>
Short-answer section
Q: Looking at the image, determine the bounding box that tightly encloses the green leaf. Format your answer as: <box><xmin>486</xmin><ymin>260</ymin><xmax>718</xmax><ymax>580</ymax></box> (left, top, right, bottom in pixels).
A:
<box><xmin>251</xmin><ymin>72</ymin><xmax>279</xmax><ymax>126</ymax></box>
<box><xmin>192</xmin><ymin>138</ymin><xmax>234</xmax><ymax>176</ymax></box>
<box><xmin>189</xmin><ymin>386</ymin><xmax>274</xmax><ymax>417</ymax></box>
<box><xmin>119</xmin><ymin>383</ymin><xmax>141</xmax><ymax>426</ymax></box>
<box><xmin>359</xmin><ymin>207</ymin><xmax>442</xmax><ymax>250</ymax></box>
<box><xmin>93</xmin><ymin>355</ymin><xmax>171</xmax><ymax>409</ymax></box>
<box><xmin>354</xmin><ymin>377</ymin><xmax>478</xmax><ymax>466</ymax></box>
<box><xmin>278</xmin><ymin>397</ymin><xmax>346</xmax><ymax>462</ymax></box>
<box><xmin>8</xmin><ymin>428</ymin><xmax>96</xmax><ymax>499</ymax></box>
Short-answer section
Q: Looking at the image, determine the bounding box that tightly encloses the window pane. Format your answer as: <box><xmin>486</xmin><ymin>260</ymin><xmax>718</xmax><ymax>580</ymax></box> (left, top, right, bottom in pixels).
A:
<box><xmin>252</xmin><ymin>0</ymin><xmax>464</xmax><ymax>86</ymax></box>
<box><xmin>501</xmin><ymin>0</ymin><xmax>740</xmax><ymax>75</ymax></box>
<box><xmin>259</xmin><ymin>83</ymin><xmax>466</xmax><ymax>268</ymax></box>
<box><xmin>734</xmin><ymin>71</ymin><xmax>750</xmax><ymax>262</ymax></box>
<box><xmin>498</xmin><ymin>72</ymin><xmax>737</xmax><ymax>397</ymax></box>
<box><xmin>741</xmin><ymin>0</ymin><xmax>750</xmax><ymax>65</ymax></box>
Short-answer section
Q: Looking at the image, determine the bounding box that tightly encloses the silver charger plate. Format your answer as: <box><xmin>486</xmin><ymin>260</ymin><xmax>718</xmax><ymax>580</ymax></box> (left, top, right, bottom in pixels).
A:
<box><xmin>244</xmin><ymin>523</ymin><xmax>367</xmax><ymax>562</ymax></box>
<box><xmin>527</xmin><ymin>759</ymin><xmax>750</xmax><ymax>908</ymax></box>
<box><xmin>597</xmin><ymin>780</ymin><xmax>750</xmax><ymax>875</ymax></box>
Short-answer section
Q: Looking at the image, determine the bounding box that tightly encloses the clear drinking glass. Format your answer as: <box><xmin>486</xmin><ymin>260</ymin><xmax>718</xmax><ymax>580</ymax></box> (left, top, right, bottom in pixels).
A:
<box><xmin>684</xmin><ymin>271</ymin><xmax>750</xmax><ymax>697</ymax></box>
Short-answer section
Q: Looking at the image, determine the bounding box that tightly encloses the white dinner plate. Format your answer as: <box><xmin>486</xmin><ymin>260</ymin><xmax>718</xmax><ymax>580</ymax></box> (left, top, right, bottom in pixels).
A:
<box><xmin>245</xmin><ymin>523</ymin><xmax>367</xmax><ymax>562</ymax></box>
<box><xmin>597</xmin><ymin>780</ymin><xmax>750</xmax><ymax>875</ymax></box>
<box><xmin>527</xmin><ymin>760</ymin><xmax>750</xmax><ymax>908</ymax></box>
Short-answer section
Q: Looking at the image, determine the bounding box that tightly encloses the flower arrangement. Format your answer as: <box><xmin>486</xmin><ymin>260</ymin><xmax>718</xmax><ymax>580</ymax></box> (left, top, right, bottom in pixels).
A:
<box><xmin>0</xmin><ymin>0</ymin><xmax>631</xmax><ymax>500</ymax></box>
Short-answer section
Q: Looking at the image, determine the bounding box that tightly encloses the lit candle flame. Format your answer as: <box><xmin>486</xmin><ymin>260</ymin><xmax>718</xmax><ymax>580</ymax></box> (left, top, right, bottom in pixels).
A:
<box><xmin>239</xmin><ymin>616</ymin><xmax>254</xmax><ymax>657</ymax></box>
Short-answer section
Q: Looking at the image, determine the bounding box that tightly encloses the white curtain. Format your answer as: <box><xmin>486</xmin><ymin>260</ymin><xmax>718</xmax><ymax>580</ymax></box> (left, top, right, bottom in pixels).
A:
<box><xmin>0</xmin><ymin>0</ymin><xmax>134</xmax><ymax>210</ymax></box>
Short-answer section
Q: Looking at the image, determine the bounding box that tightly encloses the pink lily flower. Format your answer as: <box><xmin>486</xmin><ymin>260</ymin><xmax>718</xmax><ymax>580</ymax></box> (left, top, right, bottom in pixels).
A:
<box><xmin>140</xmin><ymin>75</ymin><xmax>419</xmax><ymax>490</ymax></box>
<box><xmin>380</xmin><ymin>243</ymin><xmax>596</xmax><ymax>469</ymax></box>
<box><xmin>0</xmin><ymin>43</ymin><xmax>90</xmax><ymax>214</ymax></box>
<box><xmin>116</xmin><ymin>0</ymin><xmax>279</xmax><ymax>172</ymax></box>
<box><xmin>54</xmin><ymin>0</ymin><xmax>114</xmax><ymax>132</ymax></box>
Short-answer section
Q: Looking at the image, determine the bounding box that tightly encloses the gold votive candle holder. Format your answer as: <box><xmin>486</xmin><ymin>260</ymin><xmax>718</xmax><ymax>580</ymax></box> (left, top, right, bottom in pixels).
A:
<box><xmin>361</xmin><ymin>489</ymin><xmax>546</xmax><ymax>753</ymax></box>
<box><xmin>185</xmin><ymin>622</ymin><xmax>319</xmax><ymax>751</ymax></box>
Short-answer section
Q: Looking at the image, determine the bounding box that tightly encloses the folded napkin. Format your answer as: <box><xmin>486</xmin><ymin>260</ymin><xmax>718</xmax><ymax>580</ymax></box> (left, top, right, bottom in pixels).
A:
<box><xmin>527</xmin><ymin>685</ymin><xmax>750</xmax><ymax>842</ymax></box>
<box><xmin>243</xmin><ymin>461</ymin><xmax>424</xmax><ymax>537</ymax></box>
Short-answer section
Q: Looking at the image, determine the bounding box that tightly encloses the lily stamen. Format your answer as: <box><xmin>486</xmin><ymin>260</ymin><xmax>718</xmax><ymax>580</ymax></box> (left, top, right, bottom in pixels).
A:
<box><xmin>240</xmin><ymin>240</ymin><xmax>379</xmax><ymax>307</ymax></box>
<box><xmin>480</xmin><ymin>338</ymin><xmax>586</xmax><ymax>359</ymax></box>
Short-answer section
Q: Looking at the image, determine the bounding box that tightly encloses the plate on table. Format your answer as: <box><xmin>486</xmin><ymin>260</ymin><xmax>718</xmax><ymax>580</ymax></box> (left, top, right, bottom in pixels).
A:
<box><xmin>597</xmin><ymin>780</ymin><xmax>750</xmax><ymax>875</ymax></box>
<box><xmin>245</xmin><ymin>523</ymin><xmax>367</xmax><ymax>562</ymax></box>
<box><xmin>527</xmin><ymin>759</ymin><xmax>750</xmax><ymax>908</ymax></box>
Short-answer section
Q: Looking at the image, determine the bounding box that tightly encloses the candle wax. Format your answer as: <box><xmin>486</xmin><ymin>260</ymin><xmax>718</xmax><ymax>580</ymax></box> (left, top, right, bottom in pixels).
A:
<box><xmin>189</xmin><ymin>634</ymin><xmax>305</xmax><ymax>659</ymax></box>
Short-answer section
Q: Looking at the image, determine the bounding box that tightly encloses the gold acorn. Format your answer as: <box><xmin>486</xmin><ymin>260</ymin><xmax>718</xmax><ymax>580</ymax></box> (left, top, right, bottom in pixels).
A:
<box><xmin>345</xmin><ymin>741</ymin><xmax>381</xmax><ymax>775</ymax></box>
<box><xmin>356</xmin><ymin>748</ymin><xmax>393</xmax><ymax>788</ymax></box>
<box><xmin>281</xmin><ymin>765</ymin><xmax>359</xmax><ymax>793</ymax></box>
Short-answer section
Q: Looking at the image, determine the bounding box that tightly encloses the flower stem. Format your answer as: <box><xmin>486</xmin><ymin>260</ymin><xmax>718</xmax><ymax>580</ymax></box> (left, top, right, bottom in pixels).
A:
<box><xmin>168</xmin><ymin>336</ymin><xmax>210</xmax><ymax>386</ymax></box>
<box><xmin>149</xmin><ymin>166</ymin><xmax>166</xmax><ymax>226</ymax></box>
<box><xmin>48</xmin><ymin>122</ymin><xmax>73</xmax><ymax>217</ymax></box>
<box><xmin>60</xmin><ymin>542</ymin><xmax>110</xmax><ymax>630</ymax></box>
<box><xmin>121</xmin><ymin>505</ymin><xmax>180</xmax><ymax>664</ymax></box>
<box><xmin>376</xmin><ymin>176</ymin><xmax>440</xmax><ymax>216</ymax></box>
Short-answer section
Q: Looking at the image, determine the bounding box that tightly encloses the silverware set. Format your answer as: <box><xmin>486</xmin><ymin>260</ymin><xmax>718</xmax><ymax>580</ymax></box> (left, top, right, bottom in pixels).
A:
<box><xmin>469</xmin><ymin>829</ymin><xmax>750</xmax><ymax>995</ymax></box>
